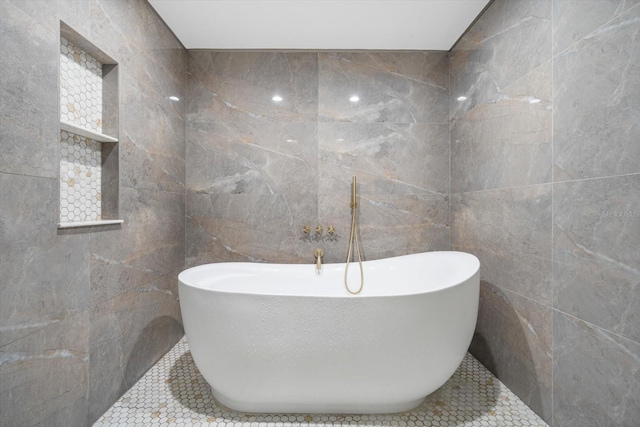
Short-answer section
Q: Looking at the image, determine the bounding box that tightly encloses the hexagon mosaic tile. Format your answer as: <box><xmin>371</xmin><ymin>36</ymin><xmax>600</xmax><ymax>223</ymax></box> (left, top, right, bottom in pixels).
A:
<box><xmin>94</xmin><ymin>337</ymin><xmax>548</xmax><ymax>427</ymax></box>
<box><xmin>60</xmin><ymin>36</ymin><xmax>103</xmax><ymax>132</ymax></box>
<box><xmin>59</xmin><ymin>36</ymin><xmax>104</xmax><ymax>223</ymax></box>
<box><xmin>59</xmin><ymin>130</ymin><xmax>102</xmax><ymax>222</ymax></box>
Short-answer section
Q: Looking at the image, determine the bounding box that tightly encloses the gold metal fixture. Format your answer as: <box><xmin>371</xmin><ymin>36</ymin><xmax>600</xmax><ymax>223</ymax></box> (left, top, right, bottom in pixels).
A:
<box><xmin>350</xmin><ymin>176</ymin><xmax>357</xmax><ymax>209</ymax></box>
<box><xmin>327</xmin><ymin>225</ymin><xmax>335</xmax><ymax>235</ymax></box>
<box><xmin>303</xmin><ymin>225</ymin><xmax>311</xmax><ymax>235</ymax></box>
<box><xmin>345</xmin><ymin>176</ymin><xmax>364</xmax><ymax>294</ymax></box>
<box><xmin>315</xmin><ymin>225</ymin><xmax>324</xmax><ymax>235</ymax></box>
<box><xmin>314</xmin><ymin>248</ymin><xmax>324</xmax><ymax>271</ymax></box>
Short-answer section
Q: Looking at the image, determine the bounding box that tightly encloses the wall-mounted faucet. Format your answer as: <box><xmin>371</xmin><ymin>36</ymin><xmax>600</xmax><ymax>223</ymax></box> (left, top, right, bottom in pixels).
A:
<box><xmin>314</xmin><ymin>248</ymin><xmax>324</xmax><ymax>271</ymax></box>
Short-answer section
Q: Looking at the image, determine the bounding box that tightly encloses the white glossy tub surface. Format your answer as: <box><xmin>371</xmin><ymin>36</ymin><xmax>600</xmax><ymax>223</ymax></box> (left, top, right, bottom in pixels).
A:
<box><xmin>179</xmin><ymin>251</ymin><xmax>480</xmax><ymax>414</ymax></box>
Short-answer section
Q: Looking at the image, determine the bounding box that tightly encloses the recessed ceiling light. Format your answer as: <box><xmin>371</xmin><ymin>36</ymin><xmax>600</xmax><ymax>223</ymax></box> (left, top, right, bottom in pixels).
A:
<box><xmin>169</xmin><ymin>96</ymin><xmax>180</xmax><ymax>101</ymax></box>
<box><xmin>456</xmin><ymin>96</ymin><xmax>467</xmax><ymax>102</ymax></box>
<box><xmin>349</xmin><ymin>95</ymin><xmax>360</xmax><ymax>103</ymax></box>
<box><xmin>272</xmin><ymin>95</ymin><xmax>283</xmax><ymax>102</ymax></box>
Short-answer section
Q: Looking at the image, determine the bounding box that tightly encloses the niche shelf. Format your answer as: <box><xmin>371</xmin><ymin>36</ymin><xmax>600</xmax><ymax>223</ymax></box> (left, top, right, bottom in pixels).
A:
<box><xmin>60</xmin><ymin>120</ymin><xmax>118</xmax><ymax>143</ymax></box>
<box><xmin>58</xmin><ymin>22</ymin><xmax>122</xmax><ymax>229</ymax></box>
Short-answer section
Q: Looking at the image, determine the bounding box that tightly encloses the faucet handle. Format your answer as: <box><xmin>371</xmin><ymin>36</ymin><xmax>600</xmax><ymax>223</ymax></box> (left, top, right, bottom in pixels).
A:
<box><xmin>315</xmin><ymin>225</ymin><xmax>323</xmax><ymax>235</ymax></box>
<box><xmin>327</xmin><ymin>225</ymin><xmax>335</xmax><ymax>235</ymax></box>
<box><xmin>303</xmin><ymin>225</ymin><xmax>311</xmax><ymax>235</ymax></box>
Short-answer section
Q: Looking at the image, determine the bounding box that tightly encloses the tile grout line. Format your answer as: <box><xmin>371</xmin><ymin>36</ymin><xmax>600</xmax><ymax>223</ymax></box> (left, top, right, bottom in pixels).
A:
<box><xmin>550</xmin><ymin>0</ymin><xmax>555</xmax><ymax>420</ymax></box>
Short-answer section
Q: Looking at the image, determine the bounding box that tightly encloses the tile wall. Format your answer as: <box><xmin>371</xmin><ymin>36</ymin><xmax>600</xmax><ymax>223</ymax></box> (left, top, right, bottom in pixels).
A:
<box><xmin>0</xmin><ymin>0</ymin><xmax>186</xmax><ymax>425</ymax></box>
<box><xmin>450</xmin><ymin>0</ymin><xmax>640</xmax><ymax>425</ymax></box>
<box><xmin>185</xmin><ymin>51</ymin><xmax>450</xmax><ymax>265</ymax></box>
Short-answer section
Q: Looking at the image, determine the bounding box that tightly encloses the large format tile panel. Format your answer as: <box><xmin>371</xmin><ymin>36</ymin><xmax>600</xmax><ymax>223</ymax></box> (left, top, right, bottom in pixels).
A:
<box><xmin>451</xmin><ymin>62</ymin><xmax>552</xmax><ymax>193</ymax></box>
<box><xmin>553</xmin><ymin>174</ymin><xmax>640</xmax><ymax>343</ymax></box>
<box><xmin>450</xmin><ymin>0</ymin><xmax>552</xmax><ymax>119</ymax></box>
<box><xmin>188</xmin><ymin>51</ymin><xmax>318</xmax><ymax>123</ymax></box>
<box><xmin>88</xmin><ymin>187</ymin><xmax>185</xmax><ymax>422</ymax></box>
<box><xmin>552</xmin><ymin>0</ymin><xmax>640</xmax><ymax>55</ymax></box>
<box><xmin>119</xmin><ymin>80</ymin><xmax>186</xmax><ymax>193</ymax></box>
<box><xmin>553</xmin><ymin>3</ymin><xmax>640</xmax><ymax>181</ymax></box>
<box><xmin>319</xmin><ymin>122</ymin><xmax>449</xmax><ymax>195</ymax></box>
<box><xmin>553</xmin><ymin>311</ymin><xmax>640</xmax><ymax>427</ymax></box>
<box><xmin>470</xmin><ymin>281</ymin><xmax>552</xmax><ymax>421</ymax></box>
<box><xmin>88</xmin><ymin>272</ymin><xmax>183</xmax><ymax>422</ymax></box>
<box><xmin>187</xmin><ymin>122</ymin><xmax>318</xmax><ymax>196</ymax></box>
<box><xmin>318</xmin><ymin>193</ymin><xmax>450</xmax><ymax>264</ymax></box>
<box><xmin>186</xmin><ymin>193</ymin><xmax>318</xmax><ymax>265</ymax></box>
<box><xmin>0</xmin><ymin>173</ymin><xmax>90</xmax><ymax>426</ymax></box>
<box><xmin>450</xmin><ymin>185</ymin><xmax>553</xmax><ymax>306</ymax></box>
<box><xmin>0</xmin><ymin>1</ymin><xmax>59</xmax><ymax>178</ymax></box>
<box><xmin>319</xmin><ymin>52</ymin><xmax>448</xmax><ymax>123</ymax></box>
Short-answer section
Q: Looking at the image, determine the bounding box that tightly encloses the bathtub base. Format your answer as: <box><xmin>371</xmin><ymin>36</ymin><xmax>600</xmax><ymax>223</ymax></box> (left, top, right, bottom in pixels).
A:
<box><xmin>211</xmin><ymin>387</ymin><xmax>425</xmax><ymax>414</ymax></box>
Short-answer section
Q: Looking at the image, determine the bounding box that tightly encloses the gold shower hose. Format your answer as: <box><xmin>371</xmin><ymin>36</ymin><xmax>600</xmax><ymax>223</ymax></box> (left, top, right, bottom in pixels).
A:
<box><xmin>345</xmin><ymin>176</ymin><xmax>364</xmax><ymax>295</ymax></box>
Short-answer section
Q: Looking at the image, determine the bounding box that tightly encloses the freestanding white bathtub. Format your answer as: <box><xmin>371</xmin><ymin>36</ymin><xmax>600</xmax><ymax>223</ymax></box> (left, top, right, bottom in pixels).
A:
<box><xmin>178</xmin><ymin>251</ymin><xmax>480</xmax><ymax>414</ymax></box>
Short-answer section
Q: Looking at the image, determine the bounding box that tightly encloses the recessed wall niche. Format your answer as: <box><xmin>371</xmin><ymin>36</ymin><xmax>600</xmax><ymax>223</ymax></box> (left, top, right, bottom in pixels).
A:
<box><xmin>58</xmin><ymin>22</ymin><xmax>122</xmax><ymax>228</ymax></box>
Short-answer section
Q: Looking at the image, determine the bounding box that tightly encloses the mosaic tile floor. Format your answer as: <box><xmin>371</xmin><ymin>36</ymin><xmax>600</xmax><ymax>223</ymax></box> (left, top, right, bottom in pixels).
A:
<box><xmin>94</xmin><ymin>337</ymin><xmax>548</xmax><ymax>427</ymax></box>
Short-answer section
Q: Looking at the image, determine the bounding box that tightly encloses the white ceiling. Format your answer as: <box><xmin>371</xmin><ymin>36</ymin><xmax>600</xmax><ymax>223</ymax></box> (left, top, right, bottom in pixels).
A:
<box><xmin>148</xmin><ymin>0</ymin><xmax>490</xmax><ymax>51</ymax></box>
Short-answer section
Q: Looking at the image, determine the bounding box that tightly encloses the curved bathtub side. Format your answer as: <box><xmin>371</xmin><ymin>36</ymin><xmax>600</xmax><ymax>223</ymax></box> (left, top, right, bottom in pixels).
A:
<box><xmin>179</xmin><ymin>267</ymin><xmax>479</xmax><ymax>414</ymax></box>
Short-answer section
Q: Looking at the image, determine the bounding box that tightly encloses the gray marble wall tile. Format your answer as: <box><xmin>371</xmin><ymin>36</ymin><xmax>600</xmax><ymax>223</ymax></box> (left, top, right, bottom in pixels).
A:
<box><xmin>90</xmin><ymin>187</ymin><xmax>185</xmax><ymax>307</ymax></box>
<box><xmin>2</xmin><ymin>0</ymin><xmax>187</xmax><ymax>423</ymax></box>
<box><xmin>0</xmin><ymin>310</ymin><xmax>90</xmax><ymax>427</ymax></box>
<box><xmin>553</xmin><ymin>4</ymin><xmax>640</xmax><ymax>182</ymax></box>
<box><xmin>0</xmin><ymin>173</ymin><xmax>90</xmax><ymax>426</ymax></box>
<box><xmin>452</xmin><ymin>0</ymin><xmax>551</xmax><ymax>55</ymax></box>
<box><xmin>452</xmin><ymin>0</ymin><xmax>640</xmax><ymax>423</ymax></box>
<box><xmin>0</xmin><ymin>175</ymin><xmax>91</xmax><ymax>336</ymax></box>
<box><xmin>0</xmin><ymin>1</ymin><xmax>59</xmax><ymax>178</ymax></box>
<box><xmin>6</xmin><ymin>0</ymin><xmax>91</xmax><ymax>36</ymax></box>
<box><xmin>89</xmin><ymin>0</ymin><xmax>188</xmax><ymax>130</ymax></box>
<box><xmin>187</xmin><ymin>122</ymin><xmax>318</xmax><ymax>195</ymax></box>
<box><xmin>327</xmin><ymin>52</ymin><xmax>449</xmax><ymax>90</ymax></box>
<box><xmin>186</xmin><ymin>50</ymin><xmax>449</xmax><ymax>266</ymax></box>
<box><xmin>186</xmin><ymin>193</ymin><xmax>318</xmax><ymax>265</ymax></box>
<box><xmin>318</xmin><ymin>193</ymin><xmax>450</xmax><ymax>264</ymax></box>
<box><xmin>88</xmin><ymin>271</ymin><xmax>183</xmax><ymax>423</ymax></box>
<box><xmin>553</xmin><ymin>174</ymin><xmax>640</xmax><ymax>343</ymax></box>
<box><xmin>450</xmin><ymin>185</ymin><xmax>553</xmax><ymax>305</ymax></box>
<box><xmin>451</xmin><ymin>62</ymin><xmax>552</xmax><ymax>193</ymax></box>
<box><xmin>449</xmin><ymin>0</ymin><xmax>551</xmax><ymax>120</ymax></box>
<box><xmin>553</xmin><ymin>311</ymin><xmax>640</xmax><ymax>427</ymax></box>
<box><xmin>319</xmin><ymin>123</ymin><xmax>449</xmax><ymax>195</ymax></box>
<box><xmin>319</xmin><ymin>52</ymin><xmax>448</xmax><ymax>123</ymax></box>
<box><xmin>188</xmin><ymin>51</ymin><xmax>318</xmax><ymax>123</ymax></box>
<box><xmin>120</xmin><ymin>80</ymin><xmax>186</xmax><ymax>193</ymax></box>
<box><xmin>470</xmin><ymin>281</ymin><xmax>552</xmax><ymax>422</ymax></box>
<box><xmin>553</xmin><ymin>0</ymin><xmax>640</xmax><ymax>54</ymax></box>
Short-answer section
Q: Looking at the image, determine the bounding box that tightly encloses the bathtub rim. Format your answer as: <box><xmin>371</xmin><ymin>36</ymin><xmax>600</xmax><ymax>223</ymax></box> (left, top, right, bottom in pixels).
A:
<box><xmin>179</xmin><ymin>250</ymin><xmax>480</xmax><ymax>299</ymax></box>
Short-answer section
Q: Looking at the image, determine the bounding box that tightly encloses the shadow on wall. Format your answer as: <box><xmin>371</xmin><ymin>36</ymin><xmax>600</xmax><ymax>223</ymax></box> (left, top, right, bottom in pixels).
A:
<box><xmin>124</xmin><ymin>316</ymin><xmax>184</xmax><ymax>389</ymax></box>
<box><xmin>469</xmin><ymin>281</ymin><xmax>549</xmax><ymax>421</ymax></box>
